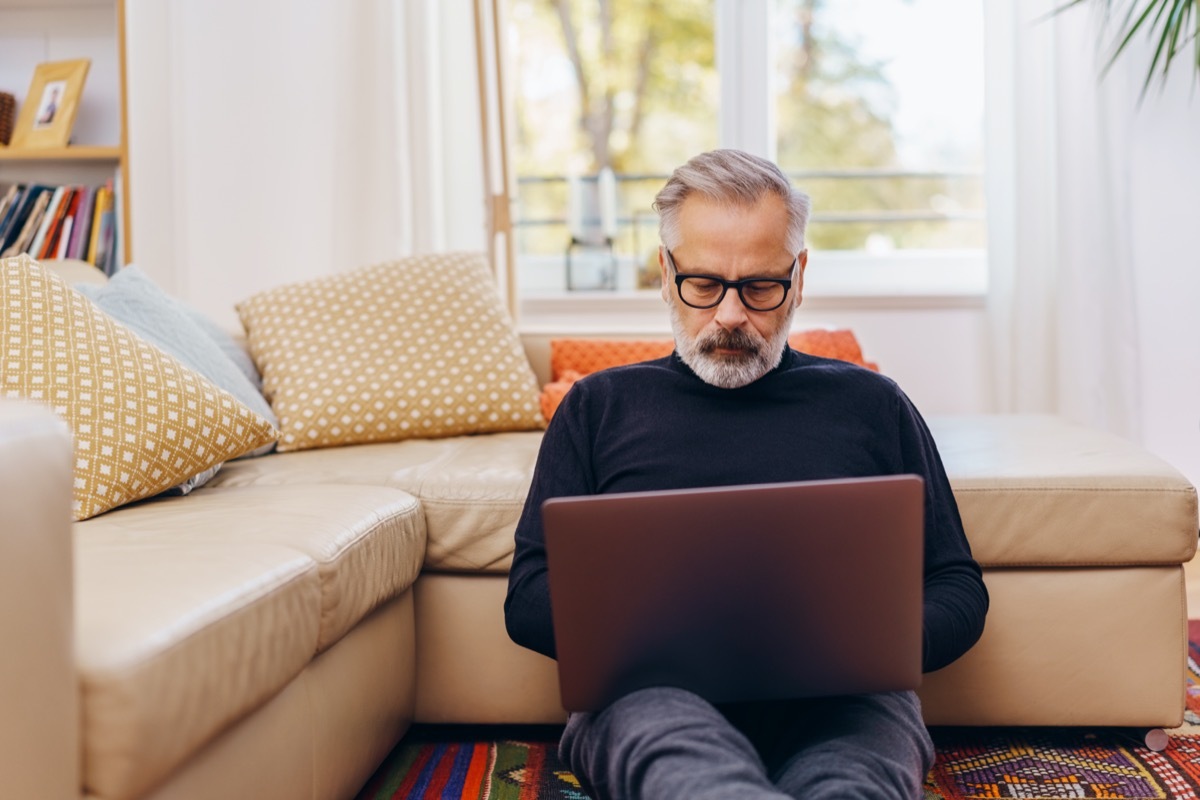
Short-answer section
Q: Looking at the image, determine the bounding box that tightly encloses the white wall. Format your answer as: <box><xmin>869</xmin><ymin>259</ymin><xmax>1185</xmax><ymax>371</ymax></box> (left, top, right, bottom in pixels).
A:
<box><xmin>1129</xmin><ymin>63</ymin><xmax>1200</xmax><ymax>489</ymax></box>
<box><xmin>803</xmin><ymin>304</ymin><xmax>991</xmax><ymax>416</ymax></box>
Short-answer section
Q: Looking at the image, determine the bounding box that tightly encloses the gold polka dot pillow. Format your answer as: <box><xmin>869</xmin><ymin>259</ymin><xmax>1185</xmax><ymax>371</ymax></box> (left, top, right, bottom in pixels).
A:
<box><xmin>236</xmin><ymin>252</ymin><xmax>546</xmax><ymax>452</ymax></box>
<box><xmin>1</xmin><ymin>255</ymin><xmax>279</xmax><ymax>520</ymax></box>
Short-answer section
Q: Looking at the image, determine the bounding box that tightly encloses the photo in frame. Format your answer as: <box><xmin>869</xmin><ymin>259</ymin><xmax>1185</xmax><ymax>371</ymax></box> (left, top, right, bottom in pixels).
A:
<box><xmin>9</xmin><ymin>59</ymin><xmax>91</xmax><ymax>149</ymax></box>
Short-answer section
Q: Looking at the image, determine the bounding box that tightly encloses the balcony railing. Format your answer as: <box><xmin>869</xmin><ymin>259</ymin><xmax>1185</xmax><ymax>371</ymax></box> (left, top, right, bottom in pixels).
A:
<box><xmin>514</xmin><ymin>169</ymin><xmax>986</xmax><ymax>292</ymax></box>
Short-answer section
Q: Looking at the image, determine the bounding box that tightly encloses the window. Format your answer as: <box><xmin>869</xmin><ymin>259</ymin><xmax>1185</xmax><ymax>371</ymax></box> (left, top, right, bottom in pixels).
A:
<box><xmin>507</xmin><ymin>0</ymin><xmax>986</xmax><ymax>307</ymax></box>
<box><xmin>773</xmin><ymin>0</ymin><xmax>985</xmax><ymax>254</ymax></box>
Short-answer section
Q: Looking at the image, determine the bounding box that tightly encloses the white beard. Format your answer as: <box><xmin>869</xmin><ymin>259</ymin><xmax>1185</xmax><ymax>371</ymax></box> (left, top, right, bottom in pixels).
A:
<box><xmin>669</xmin><ymin>300</ymin><xmax>794</xmax><ymax>389</ymax></box>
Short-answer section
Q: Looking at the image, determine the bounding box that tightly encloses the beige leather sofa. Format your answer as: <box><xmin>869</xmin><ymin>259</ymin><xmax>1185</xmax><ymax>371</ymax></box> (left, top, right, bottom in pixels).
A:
<box><xmin>1</xmin><ymin>345</ymin><xmax>1197</xmax><ymax>800</ymax></box>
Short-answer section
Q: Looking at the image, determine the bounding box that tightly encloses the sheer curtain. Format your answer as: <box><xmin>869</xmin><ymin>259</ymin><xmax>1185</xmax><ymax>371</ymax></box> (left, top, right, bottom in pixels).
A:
<box><xmin>393</xmin><ymin>0</ymin><xmax>489</xmax><ymax>260</ymax></box>
<box><xmin>395</xmin><ymin>0</ymin><xmax>510</xmax><ymax>311</ymax></box>
<box><xmin>985</xmin><ymin>0</ymin><xmax>1141</xmax><ymax>437</ymax></box>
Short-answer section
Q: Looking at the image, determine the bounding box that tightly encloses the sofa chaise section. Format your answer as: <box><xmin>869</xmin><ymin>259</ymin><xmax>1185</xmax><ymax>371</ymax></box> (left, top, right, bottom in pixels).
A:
<box><xmin>350</xmin><ymin>413</ymin><xmax>1199</xmax><ymax>730</ymax></box>
<box><xmin>920</xmin><ymin>415</ymin><xmax>1198</xmax><ymax>727</ymax></box>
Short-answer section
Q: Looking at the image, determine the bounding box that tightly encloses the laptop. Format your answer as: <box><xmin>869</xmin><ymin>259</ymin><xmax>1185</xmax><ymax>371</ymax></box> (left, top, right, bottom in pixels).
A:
<box><xmin>542</xmin><ymin>475</ymin><xmax>925</xmax><ymax>712</ymax></box>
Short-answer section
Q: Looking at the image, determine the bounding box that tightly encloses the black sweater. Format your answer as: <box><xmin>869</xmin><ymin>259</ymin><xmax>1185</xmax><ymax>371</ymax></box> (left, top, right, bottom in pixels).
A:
<box><xmin>504</xmin><ymin>348</ymin><xmax>988</xmax><ymax>673</ymax></box>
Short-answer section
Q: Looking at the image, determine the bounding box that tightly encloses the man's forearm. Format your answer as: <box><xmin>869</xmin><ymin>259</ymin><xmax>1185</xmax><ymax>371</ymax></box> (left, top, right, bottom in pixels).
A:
<box><xmin>504</xmin><ymin>568</ymin><xmax>557</xmax><ymax>659</ymax></box>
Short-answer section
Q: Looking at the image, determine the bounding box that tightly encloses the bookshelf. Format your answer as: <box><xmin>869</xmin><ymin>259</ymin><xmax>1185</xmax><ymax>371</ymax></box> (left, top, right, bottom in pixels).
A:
<box><xmin>0</xmin><ymin>0</ymin><xmax>132</xmax><ymax>265</ymax></box>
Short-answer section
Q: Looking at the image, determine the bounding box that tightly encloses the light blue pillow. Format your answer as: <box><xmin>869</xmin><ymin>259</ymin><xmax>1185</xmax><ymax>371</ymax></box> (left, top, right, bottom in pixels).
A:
<box><xmin>77</xmin><ymin>266</ymin><xmax>279</xmax><ymax>460</ymax></box>
<box><xmin>184</xmin><ymin>306</ymin><xmax>264</xmax><ymax>392</ymax></box>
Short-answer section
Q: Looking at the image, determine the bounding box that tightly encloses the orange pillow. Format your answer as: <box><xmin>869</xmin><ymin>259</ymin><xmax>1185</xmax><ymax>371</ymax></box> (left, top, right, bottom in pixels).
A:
<box><xmin>540</xmin><ymin>329</ymin><xmax>877</xmax><ymax>421</ymax></box>
<box><xmin>550</xmin><ymin>339</ymin><xmax>675</xmax><ymax>382</ymax></box>
<box><xmin>787</xmin><ymin>329</ymin><xmax>879</xmax><ymax>372</ymax></box>
<box><xmin>538</xmin><ymin>369</ymin><xmax>584</xmax><ymax>422</ymax></box>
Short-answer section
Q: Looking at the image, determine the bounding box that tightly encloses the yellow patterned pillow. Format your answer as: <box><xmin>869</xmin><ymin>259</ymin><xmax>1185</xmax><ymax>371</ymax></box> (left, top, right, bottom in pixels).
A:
<box><xmin>1</xmin><ymin>255</ymin><xmax>278</xmax><ymax>520</ymax></box>
<box><xmin>236</xmin><ymin>252</ymin><xmax>545</xmax><ymax>452</ymax></box>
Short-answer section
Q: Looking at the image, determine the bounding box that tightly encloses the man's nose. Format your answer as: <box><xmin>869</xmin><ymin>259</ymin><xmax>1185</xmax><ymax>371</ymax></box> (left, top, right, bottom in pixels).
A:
<box><xmin>713</xmin><ymin>287</ymin><xmax>749</xmax><ymax>329</ymax></box>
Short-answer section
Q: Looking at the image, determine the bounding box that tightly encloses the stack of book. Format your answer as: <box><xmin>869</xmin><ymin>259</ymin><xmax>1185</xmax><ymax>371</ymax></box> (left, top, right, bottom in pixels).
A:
<box><xmin>0</xmin><ymin>182</ymin><xmax>119</xmax><ymax>274</ymax></box>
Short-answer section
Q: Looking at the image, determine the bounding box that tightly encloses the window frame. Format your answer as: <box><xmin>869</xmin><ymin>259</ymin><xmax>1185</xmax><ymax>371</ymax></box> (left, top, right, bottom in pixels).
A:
<box><xmin>511</xmin><ymin>0</ymin><xmax>989</xmax><ymax>329</ymax></box>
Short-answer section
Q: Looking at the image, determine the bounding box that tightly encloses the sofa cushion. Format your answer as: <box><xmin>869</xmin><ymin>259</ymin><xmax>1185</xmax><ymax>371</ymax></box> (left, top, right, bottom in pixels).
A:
<box><xmin>207</xmin><ymin>432</ymin><xmax>543</xmax><ymax>571</ymax></box>
<box><xmin>0</xmin><ymin>255</ymin><xmax>278</xmax><ymax>519</ymax></box>
<box><xmin>930</xmin><ymin>414</ymin><xmax>1199</xmax><ymax>567</ymax></box>
<box><xmin>74</xmin><ymin>482</ymin><xmax>425</xmax><ymax>799</ymax></box>
<box><xmin>235</xmin><ymin>252</ymin><xmax>545</xmax><ymax>453</ymax></box>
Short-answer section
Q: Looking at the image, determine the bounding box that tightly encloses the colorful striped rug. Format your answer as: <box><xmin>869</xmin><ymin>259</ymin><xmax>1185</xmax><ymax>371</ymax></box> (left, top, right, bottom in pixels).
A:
<box><xmin>356</xmin><ymin>623</ymin><xmax>1200</xmax><ymax>799</ymax></box>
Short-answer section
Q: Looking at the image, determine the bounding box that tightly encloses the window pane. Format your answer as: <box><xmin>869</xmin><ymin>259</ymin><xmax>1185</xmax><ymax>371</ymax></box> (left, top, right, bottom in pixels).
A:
<box><xmin>773</xmin><ymin>0</ymin><xmax>986</xmax><ymax>252</ymax></box>
<box><xmin>509</xmin><ymin>0</ymin><xmax>717</xmax><ymax>293</ymax></box>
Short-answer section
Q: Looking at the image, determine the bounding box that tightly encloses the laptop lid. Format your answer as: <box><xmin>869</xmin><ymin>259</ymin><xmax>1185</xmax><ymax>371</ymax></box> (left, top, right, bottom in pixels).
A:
<box><xmin>543</xmin><ymin>475</ymin><xmax>925</xmax><ymax>712</ymax></box>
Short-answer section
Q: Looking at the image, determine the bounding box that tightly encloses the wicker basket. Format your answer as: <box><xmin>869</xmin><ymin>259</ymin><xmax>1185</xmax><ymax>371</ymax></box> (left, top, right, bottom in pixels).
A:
<box><xmin>0</xmin><ymin>92</ymin><xmax>14</xmax><ymax>146</ymax></box>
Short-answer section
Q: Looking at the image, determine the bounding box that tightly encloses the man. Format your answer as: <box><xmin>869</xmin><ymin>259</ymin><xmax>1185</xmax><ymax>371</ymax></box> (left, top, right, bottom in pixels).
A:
<box><xmin>505</xmin><ymin>149</ymin><xmax>988</xmax><ymax>799</ymax></box>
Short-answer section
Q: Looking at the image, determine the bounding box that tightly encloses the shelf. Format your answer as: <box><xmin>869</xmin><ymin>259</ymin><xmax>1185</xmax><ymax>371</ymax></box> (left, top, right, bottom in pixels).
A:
<box><xmin>0</xmin><ymin>0</ymin><xmax>109</xmax><ymax>7</ymax></box>
<box><xmin>0</xmin><ymin>146</ymin><xmax>122</xmax><ymax>163</ymax></box>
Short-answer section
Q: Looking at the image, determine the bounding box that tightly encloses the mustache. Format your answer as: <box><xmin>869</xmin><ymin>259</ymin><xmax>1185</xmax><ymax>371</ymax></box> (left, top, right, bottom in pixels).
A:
<box><xmin>697</xmin><ymin>328</ymin><xmax>762</xmax><ymax>355</ymax></box>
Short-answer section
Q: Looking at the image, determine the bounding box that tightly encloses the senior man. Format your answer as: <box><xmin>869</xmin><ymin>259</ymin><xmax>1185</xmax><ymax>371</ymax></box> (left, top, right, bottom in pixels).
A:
<box><xmin>505</xmin><ymin>149</ymin><xmax>988</xmax><ymax>800</ymax></box>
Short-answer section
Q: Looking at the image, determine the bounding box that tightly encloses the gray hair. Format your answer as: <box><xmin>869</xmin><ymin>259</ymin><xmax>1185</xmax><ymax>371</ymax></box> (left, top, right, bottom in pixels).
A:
<box><xmin>653</xmin><ymin>149</ymin><xmax>812</xmax><ymax>254</ymax></box>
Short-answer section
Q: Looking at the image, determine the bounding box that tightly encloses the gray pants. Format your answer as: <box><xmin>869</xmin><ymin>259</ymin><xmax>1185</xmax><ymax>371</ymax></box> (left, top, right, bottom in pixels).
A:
<box><xmin>560</xmin><ymin>687</ymin><xmax>934</xmax><ymax>800</ymax></box>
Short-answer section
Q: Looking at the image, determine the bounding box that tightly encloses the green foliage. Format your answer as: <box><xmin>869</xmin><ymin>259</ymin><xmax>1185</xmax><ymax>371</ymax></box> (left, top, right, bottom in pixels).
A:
<box><xmin>512</xmin><ymin>0</ymin><xmax>716</xmax><ymax>175</ymax></box>
<box><xmin>774</xmin><ymin>0</ymin><xmax>984</xmax><ymax>250</ymax></box>
<box><xmin>512</xmin><ymin>0</ymin><xmax>986</xmax><ymax>256</ymax></box>
<box><xmin>1058</xmin><ymin>0</ymin><xmax>1200</xmax><ymax>95</ymax></box>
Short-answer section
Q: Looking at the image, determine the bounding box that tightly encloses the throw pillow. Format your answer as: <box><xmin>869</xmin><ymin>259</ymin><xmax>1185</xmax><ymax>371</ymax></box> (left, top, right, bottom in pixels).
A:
<box><xmin>1</xmin><ymin>254</ymin><xmax>278</xmax><ymax>520</ymax></box>
<box><xmin>539</xmin><ymin>330</ymin><xmax>880</xmax><ymax>421</ymax></box>
<box><xmin>185</xmin><ymin>307</ymin><xmax>265</xmax><ymax>393</ymax></box>
<box><xmin>77</xmin><ymin>265</ymin><xmax>278</xmax><ymax>457</ymax></box>
<box><xmin>236</xmin><ymin>252</ymin><xmax>545</xmax><ymax>452</ymax></box>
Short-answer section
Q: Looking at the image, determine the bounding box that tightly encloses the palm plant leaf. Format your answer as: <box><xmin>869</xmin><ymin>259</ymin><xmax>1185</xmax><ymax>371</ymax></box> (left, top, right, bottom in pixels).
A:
<box><xmin>1055</xmin><ymin>0</ymin><xmax>1199</xmax><ymax>96</ymax></box>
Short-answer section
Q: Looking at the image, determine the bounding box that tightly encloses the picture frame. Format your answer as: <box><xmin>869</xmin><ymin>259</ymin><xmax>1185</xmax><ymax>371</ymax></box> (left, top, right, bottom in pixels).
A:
<box><xmin>9</xmin><ymin>58</ymin><xmax>91</xmax><ymax>150</ymax></box>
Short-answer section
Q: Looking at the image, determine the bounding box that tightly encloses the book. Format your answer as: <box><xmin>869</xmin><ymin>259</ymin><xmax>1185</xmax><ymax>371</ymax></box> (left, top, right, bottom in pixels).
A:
<box><xmin>87</xmin><ymin>185</ymin><xmax>113</xmax><ymax>265</ymax></box>
<box><xmin>54</xmin><ymin>217</ymin><xmax>74</xmax><ymax>259</ymax></box>
<box><xmin>2</xmin><ymin>189</ymin><xmax>52</xmax><ymax>258</ymax></box>
<box><xmin>40</xmin><ymin>188</ymin><xmax>80</xmax><ymax>260</ymax></box>
<box><xmin>49</xmin><ymin>187</ymin><xmax>82</xmax><ymax>258</ymax></box>
<box><xmin>66</xmin><ymin>187</ymin><xmax>97</xmax><ymax>260</ymax></box>
<box><xmin>27</xmin><ymin>186</ymin><xmax>66</xmax><ymax>259</ymax></box>
<box><xmin>0</xmin><ymin>185</ymin><xmax>52</xmax><ymax>255</ymax></box>
<box><xmin>0</xmin><ymin>185</ymin><xmax>31</xmax><ymax>249</ymax></box>
<box><xmin>0</xmin><ymin>184</ymin><xmax>21</xmax><ymax>233</ymax></box>
<box><xmin>94</xmin><ymin>209</ymin><xmax>115</xmax><ymax>275</ymax></box>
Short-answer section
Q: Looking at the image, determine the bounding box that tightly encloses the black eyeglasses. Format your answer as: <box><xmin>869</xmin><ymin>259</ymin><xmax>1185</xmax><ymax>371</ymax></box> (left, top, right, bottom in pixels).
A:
<box><xmin>665</xmin><ymin>249</ymin><xmax>796</xmax><ymax>312</ymax></box>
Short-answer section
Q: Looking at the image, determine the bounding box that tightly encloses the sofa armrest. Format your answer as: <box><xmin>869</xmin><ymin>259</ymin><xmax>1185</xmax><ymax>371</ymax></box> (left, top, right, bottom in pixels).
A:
<box><xmin>0</xmin><ymin>399</ymin><xmax>79</xmax><ymax>800</ymax></box>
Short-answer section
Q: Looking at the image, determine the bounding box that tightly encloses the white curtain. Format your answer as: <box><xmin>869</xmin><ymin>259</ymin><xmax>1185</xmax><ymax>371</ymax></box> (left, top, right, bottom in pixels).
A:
<box><xmin>393</xmin><ymin>0</ymin><xmax>489</xmax><ymax>258</ymax></box>
<box><xmin>336</xmin><ymin>0</ymin><xmax>487</xmax><ymax>259</ymax></box>
<box><xmin>985</xmin><ymin>0</ymin><xmax>1141</xmax><ymax>438</ymax></box>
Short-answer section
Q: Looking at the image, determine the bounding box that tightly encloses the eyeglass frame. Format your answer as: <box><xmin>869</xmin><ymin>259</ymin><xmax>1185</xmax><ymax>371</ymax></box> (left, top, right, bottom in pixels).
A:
<box><xmin>664</xmin><ymin>248</ymin><xmax>798</xmax><ymax>312</ymax></box>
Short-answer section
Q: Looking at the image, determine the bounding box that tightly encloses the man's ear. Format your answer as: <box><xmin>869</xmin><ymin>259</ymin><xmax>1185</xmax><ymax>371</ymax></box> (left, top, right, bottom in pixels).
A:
<box><xmin>793</xmin><ymin>249</ymin><xmax>808</xmax><ymax>308</ymax></box>
<box><xmin>659</xmin><ymin>248</ymin><xmax>670</xmax><ymax>303</ymax></box>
